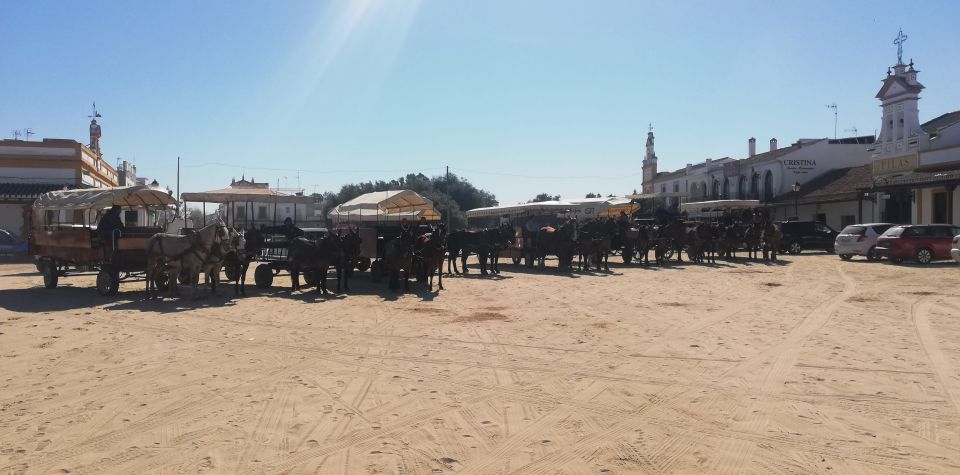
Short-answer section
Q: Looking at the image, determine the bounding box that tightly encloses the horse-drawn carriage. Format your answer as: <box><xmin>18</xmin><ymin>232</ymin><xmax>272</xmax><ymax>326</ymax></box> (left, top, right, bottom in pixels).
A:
<box><xmin>328</xmin><ymin>190</ymin><xmax>441</xmax><ymax>281</ymax></box>
<box><xmin>29</xmin><ymin>186</ymin><xmax>179</xmax><ymax>295</ymax></box>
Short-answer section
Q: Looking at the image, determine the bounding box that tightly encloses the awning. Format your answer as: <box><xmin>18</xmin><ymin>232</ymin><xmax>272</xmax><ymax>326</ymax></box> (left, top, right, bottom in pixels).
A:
<box><xmin>680</xmin><ymin>200</ymin><xmax>761</xmax><ymax>213</ymax></box>
<box><xmin>465</xmin><ymin>201</ymin><xmax>572</xmax><ymax>218</ymax></box>
<box><xmin>180</xmin><ymin>187</ymin><xmax>313</xmax><ymax>204</ymax></box>
<box><xmin>328</xmin><ymin>190</ymin><xmax>441</xmax><ymax>223</ymax></box>
<box><xmin>625</xmin><ymin>192</ymin><xmax>684</xmax><ymax>200</ymax></box>
<box><xmin>33</xmin><ymin>185</ymin><xmax>178</xmax><ymax>210</ymax></box>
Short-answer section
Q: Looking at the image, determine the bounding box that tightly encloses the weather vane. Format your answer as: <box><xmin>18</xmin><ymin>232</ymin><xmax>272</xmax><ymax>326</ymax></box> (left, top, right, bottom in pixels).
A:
<box><xmin>893</xmin><ymin>28</ymin><xmax>908</xmax><ymax>64</ymax></box>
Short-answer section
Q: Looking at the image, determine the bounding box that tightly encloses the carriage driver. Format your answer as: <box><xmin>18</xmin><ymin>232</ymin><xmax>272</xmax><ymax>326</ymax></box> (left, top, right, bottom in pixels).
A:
<box><xmin>279</xmin><ymin>217</ymin><xmax>304</xmax><ymax>240</ymax></box>
<box><xmin>97</xmin><ymin>205</ymin><xmax>125</xmax><ymax>261</ymax></box>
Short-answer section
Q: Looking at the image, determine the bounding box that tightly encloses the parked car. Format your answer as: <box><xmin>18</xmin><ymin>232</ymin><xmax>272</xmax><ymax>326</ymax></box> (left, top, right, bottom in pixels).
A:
<box><xmin>779</xmin><ymin>221</ymin><xmax>839</xmax><ymax>254</ymax></box>
<box><xmin>951</xmin><ymin>234</ymin><xmax>960</xmax><ymax>264</ymax></box>
<box><xmin>834</xmin><ymin>223</ymin><xmax>894</xmax><ymax>261</ymax></box>
<box><xmin>875</xmin><ymin>224</ymin><xmax>960</xmax><ymax>264</ymax></box>
<box><xmin>0</xmin><ymin>229</ymin><xmax>28</xmax><ymax>255</ymax></box>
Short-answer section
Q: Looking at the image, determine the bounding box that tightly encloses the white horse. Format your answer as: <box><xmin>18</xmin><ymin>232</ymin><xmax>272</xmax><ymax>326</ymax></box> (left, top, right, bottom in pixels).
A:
<box><xmin>145</xmin><ymin>219</ymin><xmax>231</xmax><ymax>299</ymax></box>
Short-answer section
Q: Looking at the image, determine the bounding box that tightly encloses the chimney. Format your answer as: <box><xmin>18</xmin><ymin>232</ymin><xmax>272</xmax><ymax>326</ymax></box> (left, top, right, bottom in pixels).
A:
<box><xmin>769</xmin><ymin>138</ymin><xmax>777</xmax><ymax>151</ymax></box>
<box><xmin>748</xmin><ymin>138</ymin><xmax>756</xmax><ymax>157</ymax></box>
<box><xmin>686</xmin><ymin>163</ymin><xmax>693</xmax><ymax>173</ymax></box>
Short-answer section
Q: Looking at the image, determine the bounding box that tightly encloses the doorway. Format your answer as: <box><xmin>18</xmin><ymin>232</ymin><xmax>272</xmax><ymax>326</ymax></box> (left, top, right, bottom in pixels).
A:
<box><xmin>932</xmin><ymin>191</ymin><xmax>948</xmax><ymax>223</ymax></box>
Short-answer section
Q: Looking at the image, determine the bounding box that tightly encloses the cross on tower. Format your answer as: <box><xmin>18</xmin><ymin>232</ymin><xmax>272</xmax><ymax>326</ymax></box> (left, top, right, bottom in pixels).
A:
<box><xmin>648</xmin><ymin>123</ymin><xmax>653</xmax><ymax>133</ymax></box>
<box><xmin>893</xmin><ymin>28</ymin><xmax>908</xmax><ymax>64</ymax></box>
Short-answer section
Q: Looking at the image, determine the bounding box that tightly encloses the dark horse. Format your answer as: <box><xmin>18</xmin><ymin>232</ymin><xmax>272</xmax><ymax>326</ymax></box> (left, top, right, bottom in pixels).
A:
<box><xmin>578</xmin><ymin>218</ymin><xmax>617</xmax><ymax>271</ymax></box>
<box><xmin>415</xmin><ymin>223</ymin><xmax>447</xmax><ymax>291</ymax></box>
<box><xmin>288</xmin><ymin>235</ymin><xmax>344</xmax><ymax>294</ymax></box>
<box><xmin>383</xmin><ymin>227</ymin><xmax>416</xmax><ymax>291</ymax></box>
<box><xmin>535</xmin><ymin>220</ymin><xmax>578</xmax><ymax>270</ymax></box>
<box><xmin>334</xmin><ymin>227</ymin><xmax>362</xmax><ymax>293</ymax></box>
<box><xmin>446</xmin><ymin>223</ymin><xmax>514</xmax><ymax>275</ymax></box>
<box><xmin>233</xmin><ymin>228</ymin><xmax>265</xmax><ymax>296</ymax></box>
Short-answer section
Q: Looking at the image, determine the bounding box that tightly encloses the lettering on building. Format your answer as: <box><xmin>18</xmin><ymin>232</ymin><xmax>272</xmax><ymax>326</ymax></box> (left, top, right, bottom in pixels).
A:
<box><xmin>872</xmin><ymin>154</ymin><xmax>918</xmax><ymax>175</ymax></box>
<box><xmin>783</xmin><ymin>159</ymin><xmax>817</xmax><ymax>174</ymax></box>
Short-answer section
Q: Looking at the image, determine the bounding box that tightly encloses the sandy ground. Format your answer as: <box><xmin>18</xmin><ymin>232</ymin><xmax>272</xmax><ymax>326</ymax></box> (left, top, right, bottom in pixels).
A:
<box><xmin>0</xmin><ymin>254</ymin><xmax>959</xmax><ymax>474</ymax></box>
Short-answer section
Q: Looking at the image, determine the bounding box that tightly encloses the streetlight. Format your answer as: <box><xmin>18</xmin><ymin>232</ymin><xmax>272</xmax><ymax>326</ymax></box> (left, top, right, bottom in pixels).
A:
<box><xmin>791</xmin><ymin>181</ymin><xmax>801</xmax><ymax>218</ymax></box>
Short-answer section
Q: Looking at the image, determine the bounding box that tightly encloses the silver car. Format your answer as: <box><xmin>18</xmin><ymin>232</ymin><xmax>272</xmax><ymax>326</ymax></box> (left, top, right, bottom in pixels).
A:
<box><xmin>835</xmin><ymin>223</ymin><xmax>894</xmax><ymax>261</ymax></box>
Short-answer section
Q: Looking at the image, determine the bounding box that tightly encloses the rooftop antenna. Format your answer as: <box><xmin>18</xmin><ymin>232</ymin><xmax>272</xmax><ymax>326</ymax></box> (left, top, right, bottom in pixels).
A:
<box><xmin>11</xmin><ymin>129</ymin><xmax>22</xmax><ymax>140</ymax></box>
<box><xmin>844</xmin><ymin>126</ymin><xmax>858</xmax><ymax>137</ymax></box>
<box><xmin>23</xmin><ymin>128</ymin><xmax>34</xmax><ymax>141</ymax></box>
<box><xmin>825</xmin><ymin>103</ymin><xmax>838</xmax><ymax>139</ymax></box>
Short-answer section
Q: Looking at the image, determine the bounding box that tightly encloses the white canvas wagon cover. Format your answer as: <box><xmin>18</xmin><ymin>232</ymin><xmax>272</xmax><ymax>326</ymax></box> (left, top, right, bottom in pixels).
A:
<box><xmin>680</xmin><ymin>199</ymin><xmax>761</xmax><ymax>213</ymax></box>
<box><xmin>328</xmin><ymin>190</ymin><xmax>441</xmax><ymax>222</ymax></box>
<box><xmin>33</xmin><ymin>185</ymin><xmax>178</xmax><ymax>210</ymax></box>
<box><xmin>180</xmin><ymin>187</ymin><xmax>313</xmax><ymax>204</ymax></box>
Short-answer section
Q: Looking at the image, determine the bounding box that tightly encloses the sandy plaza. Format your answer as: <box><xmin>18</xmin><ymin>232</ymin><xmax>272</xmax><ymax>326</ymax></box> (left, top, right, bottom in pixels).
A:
<box><xmin>0</xmin><ymin>254</ymin><xmax>958</xmax><ymax>473</ymax></box>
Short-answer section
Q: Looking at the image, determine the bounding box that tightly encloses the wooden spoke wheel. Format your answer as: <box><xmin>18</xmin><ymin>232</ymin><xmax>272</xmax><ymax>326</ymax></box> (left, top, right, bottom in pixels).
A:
<box><xmin>254</xmin><ymin>265</ymin><xmax>274</xmax><ymax>289</ymax></box>
<box><xmin>96</xmin><ymin>268</ymin><xmax>120</xmax><ymax>296</ymax></box>
<box><xmin>302</xmin><ymin>269</ymin><xmax>317</xmax><ymax>287</ymax></box>
<box><xmin>355</xmin><ymin>257</ymin><xmax>371</xmax><ymax>272</ymax></box>
<box><xmin>154</xmin><ymin>271</ymin><xmax>170</xmax><ymax>291</ymax></box>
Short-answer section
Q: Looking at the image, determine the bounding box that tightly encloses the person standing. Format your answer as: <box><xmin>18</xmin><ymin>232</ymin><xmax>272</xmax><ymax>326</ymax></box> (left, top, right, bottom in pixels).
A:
<box><xmin>97</xmin><ymin>205</ymin><xmax>125</xmax><ymax>261</ymax></box>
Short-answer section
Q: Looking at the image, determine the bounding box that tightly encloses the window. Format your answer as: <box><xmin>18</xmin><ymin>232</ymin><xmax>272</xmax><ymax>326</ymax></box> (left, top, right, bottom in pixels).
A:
<box><xmin>0</xmin><ymin>232</ymin><xmax>13</xmax><ymax>245</ymax></box>
<box><xmin>124</xmin><ymin>210</ymin><xmax>138</xmax><ymax>225</ymax></box>
<box><xmin>235</xmin><ymin>206</ymin><xmax>246</xmax><ymax>219</ymax></box>
<box><xmin>763</xmin><ymin>171</ymin><xmax>774</xmax><ymax>202</ymax></box>
<box><xmin>258</xmin><ymin>206</ymin><xmax>268</xmax><ymax>219</ymax></box>
<box><xmin>815</xmin><ymin>213</ymin><xmax>827</xmax><ymax>225</ymax></box>
<box><xmin>840</xmin><ymin>215</ymin><xmax>856</xmax><ymax>228</ymax></box>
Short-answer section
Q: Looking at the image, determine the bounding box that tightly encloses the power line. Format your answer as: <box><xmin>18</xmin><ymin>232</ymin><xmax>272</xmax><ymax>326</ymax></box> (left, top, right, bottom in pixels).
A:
<box><xmin>450</xmin><ymin>166</ymin><xmax>643</xmax><ymax>180</ymax></box>
<box><xmin>182</xmin><ymin>161</ymin><xmax>444</xmax><ymax>176</ymax></box>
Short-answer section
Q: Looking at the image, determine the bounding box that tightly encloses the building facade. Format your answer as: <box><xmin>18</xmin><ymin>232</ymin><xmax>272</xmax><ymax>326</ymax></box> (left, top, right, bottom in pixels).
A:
<box><xmin>0</xmin><ymin>123</ymin><xmax>119</xmax><ymax>238</ymax></box>
<box><xmin>864</xmin><ymin>47</ymin><xmax>960</xmax><ymax>224</ymax></box>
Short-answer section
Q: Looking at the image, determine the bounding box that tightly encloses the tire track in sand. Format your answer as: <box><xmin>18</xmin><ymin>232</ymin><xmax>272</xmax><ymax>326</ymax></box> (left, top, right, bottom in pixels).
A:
<box><xmin>708</xmin><ymin>262</ymin><xmax>855</xmax><ymax>474</ymax></box>
<box><xmin>912</xmin><ymin>300</ymin><xmax>960</xmax><ymax>416</ymax></box>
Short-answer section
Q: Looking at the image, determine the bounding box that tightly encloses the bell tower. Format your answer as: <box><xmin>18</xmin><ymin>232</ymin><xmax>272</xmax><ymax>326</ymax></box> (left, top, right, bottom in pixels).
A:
<box><xmin>641</xmin><ymin>124</ymin><xmax>657</xmax><ymax>194</ymax></box>
<box><xmin>873</xmin><ymin>29</ymin><xmax>923</xmax><ymax>159</ymax></box>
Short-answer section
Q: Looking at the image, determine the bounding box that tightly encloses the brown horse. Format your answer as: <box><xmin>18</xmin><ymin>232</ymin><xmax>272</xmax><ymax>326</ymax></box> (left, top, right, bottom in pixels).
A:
<box><xmin>415</xmin><ymin>223</ymin><xmax>446</xmax><ymax>291</ymax></box>
<box><xmin>535</xmin><ymin>221</ymin><xmax>577</xmax><ymax>270</ymax></box>
<box><xmin>288</xmin><ymin>235</ymin><xmax>343</xmax><ymax>294</ymax></box>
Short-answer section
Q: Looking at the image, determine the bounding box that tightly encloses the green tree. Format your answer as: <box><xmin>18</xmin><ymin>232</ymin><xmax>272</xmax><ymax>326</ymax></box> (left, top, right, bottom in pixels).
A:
<box><xmin>528</xmin><ymin>193</ymin><xmax>560</xmax><ymax>203</ymax></box>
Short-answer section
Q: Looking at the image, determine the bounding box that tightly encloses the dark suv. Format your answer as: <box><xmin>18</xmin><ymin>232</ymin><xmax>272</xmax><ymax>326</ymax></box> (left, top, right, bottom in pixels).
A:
<box><xmin>778</xmin><ymin>221</ymin><xmax>838</xmax><ymax>254</ymax></box>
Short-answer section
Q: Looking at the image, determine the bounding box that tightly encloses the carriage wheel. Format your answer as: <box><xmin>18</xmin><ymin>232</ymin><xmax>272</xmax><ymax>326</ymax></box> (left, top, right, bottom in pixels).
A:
<box><xmin>154</xmin><ymin>271</ymin><xmax>170</xmax><ymax>291</ymax></box>
<box><xmin>223</xmin><ymin>257</ymin><xmax>241</xmax><ymax>282</ymax></box>
<box><xmin>96</xmin><ymin>268</ymin><xmax>120</xmax><ymax>296</ymax></box>
<box><xmin>663</xmin><ymin>248</ymin><xmax>675</xmax><ymax>260</ymax></box>
<box><xmin>303</xmin><ymin>269</ymin><xmax>317</xmax><ymax>287</ymax></box>
<box><xmin>254</xmin><ymin>265</ymin><xmax>274</xmax><ymax>289</ymax></box>
<box><xmin>41</xmin><ymin>260</ymin><xmax>58</xmax><ymax>289</ymax></box>
<box><xmin>356</xmin><ymin>257</ymin><xmax>371</xmax><ymax>272</ymax></box>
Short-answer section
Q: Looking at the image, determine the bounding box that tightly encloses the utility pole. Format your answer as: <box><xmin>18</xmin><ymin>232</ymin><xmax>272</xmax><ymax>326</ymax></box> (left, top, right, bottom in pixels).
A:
<box><xmin>176</xmin><ymin>156</ymin><xmax>181</xmax><ymax>217</ymax></box>
<box><xmin>446</xmin><ymin>165</ymin><xmax>450</xmax><ymax>181</ymax></box>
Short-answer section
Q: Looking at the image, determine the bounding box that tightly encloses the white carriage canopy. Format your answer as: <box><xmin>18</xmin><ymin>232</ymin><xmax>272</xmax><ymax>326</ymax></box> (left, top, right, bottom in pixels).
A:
<box><xmin>328</xmin><ymin>190</ymin><xmax>442</xmax><ymax>224</ymax></box>
<box><xmin>33</xmin><ymin>185</ymin><xmax>178</xmax><ymax>210</ymax></box>
<box><xmin>465</xmin><ymin>201</ymin><xmax>572</xmax><ymax>219</ymax></box>
<box><xmin>180</xmin><ymin>187</ymin><xmax>313</xmax><ymax>204</ymax></box>
<box><xmin>680</xmin><ymin>199</ymin><xmax>761</xmax><ymax>214</ymax></box>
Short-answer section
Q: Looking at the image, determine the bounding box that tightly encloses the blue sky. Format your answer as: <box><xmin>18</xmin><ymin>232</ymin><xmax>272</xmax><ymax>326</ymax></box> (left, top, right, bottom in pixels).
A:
<box><xmin>2</xmin><ymin>1</ymin><xmax>959</xmax><ymax>205</ymax></box>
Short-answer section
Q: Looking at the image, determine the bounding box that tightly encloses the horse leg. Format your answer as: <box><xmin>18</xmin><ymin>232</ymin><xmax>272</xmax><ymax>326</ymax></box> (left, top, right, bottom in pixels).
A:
<box><xmin>461</xmin><ymin>250</ymin><xmax>470</xmax><ymax>274</ymax></box>
<box><xmin>437</xmin><ymin>259</ymin><xmax>443</xmax><ymax>290</ymax></box>
<box><xmin>291</xmin><ymin>265</ymin><xmax>300</xmax><ymax>291</ymax></box>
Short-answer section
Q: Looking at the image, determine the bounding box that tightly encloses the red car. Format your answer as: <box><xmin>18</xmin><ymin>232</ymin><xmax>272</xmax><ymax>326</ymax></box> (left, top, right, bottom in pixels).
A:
<box><xmin>875</xmin><ymin>224</ymin><xmax>960</xmax><ymax>264</ymax></box>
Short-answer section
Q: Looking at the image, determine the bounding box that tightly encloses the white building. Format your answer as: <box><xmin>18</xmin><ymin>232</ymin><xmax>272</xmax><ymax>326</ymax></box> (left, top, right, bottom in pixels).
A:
<box><xmin>864</xmin><ymin>34</ymin><xmax>960</xmax><ymax>224</ymax></box>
